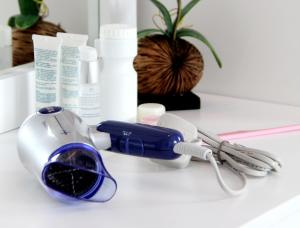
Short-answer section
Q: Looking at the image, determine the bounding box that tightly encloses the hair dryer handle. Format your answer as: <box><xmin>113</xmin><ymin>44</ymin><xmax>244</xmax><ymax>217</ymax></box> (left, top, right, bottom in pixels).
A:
<box><xmin>96</xmin><ymin>121</ymin><xmax>184</xmax><ymax>160</ymax></box>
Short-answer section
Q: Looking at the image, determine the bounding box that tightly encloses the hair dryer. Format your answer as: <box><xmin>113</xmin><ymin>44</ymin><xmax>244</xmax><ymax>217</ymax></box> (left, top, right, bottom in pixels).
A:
<box><xmin>17</xmin><ymin>107</ymin><xmax>117</xmax><ymax>202</ymax></box>
<box><xmin>17</xmin><ymin>107</ymin><xmax>186</xmax><ymax>202</ymax></box>
<box><xmin>18</xmin><ymin>107</ymin><xmax>281</xmax><ymax>202</ymax></box>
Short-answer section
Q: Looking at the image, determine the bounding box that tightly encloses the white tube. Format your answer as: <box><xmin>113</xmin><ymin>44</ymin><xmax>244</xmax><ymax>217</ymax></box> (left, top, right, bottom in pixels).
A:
<box><xmin>32</xmin><ymin>35</ymin><xmax>62</xmax><ymax>110</ymax></box>
<box><xmin>57</xmin><ymin>33</ymin><xmax>88</xmax><ymax>114</ymax></box>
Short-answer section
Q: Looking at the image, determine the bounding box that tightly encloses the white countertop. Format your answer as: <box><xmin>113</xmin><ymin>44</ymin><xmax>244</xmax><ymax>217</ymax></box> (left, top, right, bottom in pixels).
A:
<box><xmin>0</xmin><ymin>93</ymin><xmax>300</xmax><ymax>228</ymax></box>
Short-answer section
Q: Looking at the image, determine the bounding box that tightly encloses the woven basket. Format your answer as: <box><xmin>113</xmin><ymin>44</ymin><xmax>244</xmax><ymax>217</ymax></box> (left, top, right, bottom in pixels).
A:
<box><xmin>12</xmin><ymin>20</ymin><xmax>65</xmax><ymax>66</ymax></box>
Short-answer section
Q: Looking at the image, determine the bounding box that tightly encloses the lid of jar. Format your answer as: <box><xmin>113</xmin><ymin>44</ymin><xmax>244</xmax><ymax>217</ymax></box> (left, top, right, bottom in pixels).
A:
<box><xmin>138</xmin><ymin>103</ymin><xmax>166</xmax><ymax>124</ymax></box>
<box><xmin>0</xmin><ymin>25</ymin><xmax>11</xmax><ymax>48</ymax></box>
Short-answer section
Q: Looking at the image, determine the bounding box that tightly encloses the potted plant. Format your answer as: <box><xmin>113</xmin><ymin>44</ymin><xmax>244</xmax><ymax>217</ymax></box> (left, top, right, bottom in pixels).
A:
<box><xmin>8</xmin><ymin>0</ymin><xmax>65</xmax><ymax>66</ymax></box>
<box><xmin>134</xmin><ymin>0</ymin><xmax>222</xmax><ymax>106</ymax></box>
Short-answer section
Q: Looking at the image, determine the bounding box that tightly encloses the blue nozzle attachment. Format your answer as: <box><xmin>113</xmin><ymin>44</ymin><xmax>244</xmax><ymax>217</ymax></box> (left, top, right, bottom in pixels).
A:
<box><xmin>42</xmin><ymin>143</ymin><xmax>117</xmax><ymax>202</ymax></box>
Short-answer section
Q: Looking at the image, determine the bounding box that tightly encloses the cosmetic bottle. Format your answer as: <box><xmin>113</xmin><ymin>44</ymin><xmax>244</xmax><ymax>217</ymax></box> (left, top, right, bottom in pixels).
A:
<box><xmin>32</xmin><ymin>35</ymin><xmax>62</xmax><ymax>110</ymax></box>
<box><xmin>57</xmin><ymin>33</ymin><xmax>88</xmax><ymax>114</ymax></box>
<box><xmin>78</xmin><ymin>46</ymin><xmax>101</xmax><ymax>126</ymax></box>
<box><xmin>99</xmin><ymin>0</ymin><xmax>137</xmax><ymax>123</ymax></box>
<box><xmin>0</xmin><ymin>25</ymin><xmax>12</xmax><ymax>70</ymax></box>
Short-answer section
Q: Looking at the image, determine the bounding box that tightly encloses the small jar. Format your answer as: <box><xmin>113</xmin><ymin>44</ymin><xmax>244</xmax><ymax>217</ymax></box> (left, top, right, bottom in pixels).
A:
<box><xmin>138</xmin><ymin>103</ymin><xmax>166</xmax><ymax>125</ymax></box>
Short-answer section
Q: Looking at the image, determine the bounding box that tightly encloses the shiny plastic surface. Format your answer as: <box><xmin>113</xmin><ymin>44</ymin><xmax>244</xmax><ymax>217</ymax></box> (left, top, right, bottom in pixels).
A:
<box><xmin>97</xmin><ymin>121</ymin><xmax>183</xmax><ymax>160</ymax></box>
<box><xmin>42</xmin><ymin>143</ymin><xmax>117</xmax><ymax>202</ymax></box>
<box><xmin>18</xmin><ymin>107</ymin><xmax>117</xmax><ymax>202</ymax></box>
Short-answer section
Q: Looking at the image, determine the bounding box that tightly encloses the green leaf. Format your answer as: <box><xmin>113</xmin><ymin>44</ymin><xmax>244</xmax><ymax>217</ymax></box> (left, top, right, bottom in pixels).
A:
<box><xmin>177</xmin><ymin>28</ymin><xmax>222</xmax><ymax>68</ymax></box>
<box><xmin>181</xmin><ymin>0</ymin><xmax>201</xmax><ymax>20</ymax></box>
<box><xmin>15</xmin><ymin>14</ymin><xmax>39</xmax><ymax>30</ymax></box>
<box><xmin>8</xmin><ymin>15</ymin><xmax>17</xmax><ymax>28</ymax></box>
<box><xmin>172</xmin><ymin>0</ymin><xmax>182</xmax><ymax>40</ymax></box>
<box><xmin>150</xmin><ymin>0</ymin><xmax>173</xmax><ymax>36</ymax></box>
<box><xmin>18</xmin><ymin>0</ymin><xmax>40</xmax><ymax>15</ymax></box>
<box><xmin>138</xmin><ymin>29</ymin><xmax>163</xmax><ymax>39</ymax></box>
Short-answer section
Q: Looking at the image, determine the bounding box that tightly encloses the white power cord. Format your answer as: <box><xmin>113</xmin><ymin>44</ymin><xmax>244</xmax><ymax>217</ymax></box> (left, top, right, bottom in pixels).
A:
<box><xmin>158</xmin><ymin>113</ymin><xmax>282</xmax><ymax>196</ymax></box>
<box><xmin>197</xmin><ymin>128</ymin><xmax>282</xmax><ymax>176</ymax></box>
<box><xmin>174</xmin><ymin>142</ymin><xmax>247</xmax><ymax>196</ymax></box>
<box><xmin>174</xmin><ymin>131</ymin><xmax>282</xmax><ymax>196</ymax></box>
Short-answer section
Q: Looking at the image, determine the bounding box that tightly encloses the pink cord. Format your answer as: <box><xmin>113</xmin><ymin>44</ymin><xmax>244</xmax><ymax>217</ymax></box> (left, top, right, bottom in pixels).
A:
<box><xmin>219</xmin><ymin>125</ymin><xmax>300</xmax><ymax>141</ymax></box>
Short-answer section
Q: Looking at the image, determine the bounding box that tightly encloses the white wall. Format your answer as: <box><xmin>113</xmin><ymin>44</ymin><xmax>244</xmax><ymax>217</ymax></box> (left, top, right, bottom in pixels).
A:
<box><xmin>46</xmin><ymin>0</ymin><xmax>88</xmax><ymax>34</ymax></box>
<box><xmin>1</xmin><ymin>0</ymin><xmax>299</xmax><ymax>106</ymax></box>
<box><xmin>0</xmin><ymin>0</ymin><xmax>18</xmax><ymax>26</ymax></box>
<box><xmin>0</xmin><ymin>0</ymin><xmax>88</xmax><ymax>34</ymax></box>
<box><xmin>138</xmin><ymin>0</ymin><xmax>300</xmax><ymax>107</ymax></box>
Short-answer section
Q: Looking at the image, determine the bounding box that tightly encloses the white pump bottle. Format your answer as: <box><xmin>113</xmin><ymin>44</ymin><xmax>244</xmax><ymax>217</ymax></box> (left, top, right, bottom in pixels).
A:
<box><xmin>98</xmin><ymin>0</ymin><xmax>138</xmax><ymax>123</ymax></box>
<box><xmin>98</xmin><ymin>24</ymin><xmax>138</xmax><ymax>123</ymax></box>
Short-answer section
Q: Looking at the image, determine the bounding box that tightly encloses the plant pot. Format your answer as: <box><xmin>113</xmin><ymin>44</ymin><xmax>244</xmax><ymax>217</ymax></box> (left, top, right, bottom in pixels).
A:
<box><xmin>134</xmin><ymin>35</ymin><xmax>204</xmax><ymax>96</ymax></box>
<box><xmin>12</xmin><ymin>20</ymin><xmax>65</xmax><ymax>66</ymax></box>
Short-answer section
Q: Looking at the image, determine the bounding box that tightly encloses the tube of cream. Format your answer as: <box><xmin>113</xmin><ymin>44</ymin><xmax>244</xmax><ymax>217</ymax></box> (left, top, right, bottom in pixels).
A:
<box><xmin>57</xmin><ymin>33</ymin><xmax>88</xmax><ymax>114</ymax></box>
<box><xmin>32</xmin><ymin>35</ymin><xmax>62</xmax><ymax>110</ymax></box>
